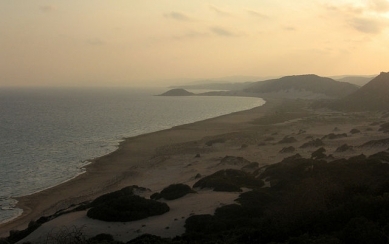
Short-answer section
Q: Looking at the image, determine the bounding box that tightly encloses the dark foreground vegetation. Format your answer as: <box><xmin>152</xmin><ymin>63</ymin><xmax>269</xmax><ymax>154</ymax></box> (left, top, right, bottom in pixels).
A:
<box><xmin>6</xmin><ymin>152</ymin><xmax>389</xmax><ymax>244</ymax></box>
<box><xmin>150</xmin><ymin>184</ymin><xmax>196</xmax><ymax>200</ymax></box>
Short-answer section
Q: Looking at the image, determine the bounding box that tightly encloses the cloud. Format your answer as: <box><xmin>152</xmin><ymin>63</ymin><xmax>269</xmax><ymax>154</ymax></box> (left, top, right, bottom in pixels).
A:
<box><xmin>209</xmin><ymin>5</ymin><xmax>232</xmax><ymax>17</ymax></box>
<box><xmin>350</xmin><ymin>17</ymin><xmax>386</xmax><ymax>34</ymax></box>
<box><xmin>164</xmin><ymin>12</ymin><xmax>192</xmax><ymax>22</ymax></box>
<box><xmin>86</xmin><ymin>38</ymin><xmax>106</xmax><ymax>46</ymax></box>
<box><xmin>210</xmin><ymin>26</ymin><xmax>237</xmax><ymax>37</ymax></box>
<box><xmin>247</xmin><ymin>10</ymin><xmax>269</xmax><ymax>19</ymax></box>
<box><xmin>172</xmin><ymin>31</ymin><xmax>209</xmax><ymax>40</ymax></box>
<box><xmin>322</xmin><ymin>3</ymin><xmax>389</xmax><ymax>34</ymax></box>
<box><xmin>369</xmin><ymin>0</ymin><xmax>389</xmax><ymax>13</ymax></box>
<box><xmin>39</xmin><ymin>5</ymin><xmax>57</xmax><ymax>13</ymax></box>
<box><xmin>283</xmin><ymin>26</ymin><xmax>297</xmax><ymax>31</ymax></box>
<box><xmin>323</xmin><ymin>3</ymin><xmax>363</xmax><ymax>15</ymax></box>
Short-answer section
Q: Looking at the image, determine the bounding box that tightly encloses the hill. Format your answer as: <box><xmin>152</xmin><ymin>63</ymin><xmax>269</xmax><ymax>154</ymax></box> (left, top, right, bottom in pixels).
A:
<box><xmin>244</xmin><ymin>74</ymin><xmax>359</xmax><ymax>99</ymax></box>
<box><xmin>159</xmin><ymin>89</ymin><xmax>194</xmax><ymax>96</ymax></box>
<box><xmin>334</xmin><ymin>75</ymin><xmax>374</xmax><ymax>87</ymax></box>
<box><xmin>170</xmin><ymin>82</ymin><xmax>252</xmax><ymax>91</ymax></box>
<box><xmin>333</xmin><ymin>72</ymin><xmax>389</xmax><ymax>111</ymax></box>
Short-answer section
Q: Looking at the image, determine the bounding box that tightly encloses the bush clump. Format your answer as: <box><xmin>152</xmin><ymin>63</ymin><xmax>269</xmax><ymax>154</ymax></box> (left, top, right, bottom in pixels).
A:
<box><xmin>300</xmin><ymin>138</ymin><xmax>324</xmax><ymax>148</ymax></box>
<box><xmin>205</xmin><ymin>138</ymin><xmax>226</xmax><ymax>146</ymax></box>
<box><xmin>311</xmin><ymin>147</ymin><xmax>326</xmax><ymax>159</ymax></box>
<box><xmin>278</xmin><ymin>136</ymin><xmax>297</xmax><ymax>144</ymax></box>
<box><xmin>379</xmin><ymin>122</ymin><xmax>389</xmax><ymax>133</ymax></box>
<box><xmin>183</xmin><ymin>156</ymin><xmax>389</xmax><ymax>244</ymax></box>
<box><xmin>350</xmin><ymin>128</ymin><xmax>361</xmax><ymax>134</ymax></box>
<box><xmin>336</xmin><ymin>144</ymin><xmax>353</xmax><ymax>152</ymax></box>
<box><xmin>279</xmin><ymin>146</ymin><xmax>296</xmax><ymax>153</ymax></box>
<box><xmin>322</xmin><ymin>133</ymin><xmax>348</xmax><ymax>140</ymax></box>
<box><xmin>150</xmin><ymin>184</ymin><xmax>195</xmax><ymax>200</ymax></box>
<box><xmin>87</xmin><ymin>188</ymin><xmax>169</xmax><ymax>222</ymax></box>
<box><xmin>193</xmin><ymin>169</ymin><xmax>264</xmax><ymax>192</ymax></box>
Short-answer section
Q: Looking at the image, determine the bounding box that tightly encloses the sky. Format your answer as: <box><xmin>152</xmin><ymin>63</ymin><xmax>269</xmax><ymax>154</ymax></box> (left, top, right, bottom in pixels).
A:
<box><xmin>1</xmin><ymin>0</ymin><xmax>389</xmax><ymax>87</ymax></box>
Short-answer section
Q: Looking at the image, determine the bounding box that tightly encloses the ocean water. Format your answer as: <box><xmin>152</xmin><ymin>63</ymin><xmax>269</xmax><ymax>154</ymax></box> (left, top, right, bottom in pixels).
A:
<box><xmin>0</xmin><ymin>87</ymin><xmax>265</xmax><ymax>223</ymax></box>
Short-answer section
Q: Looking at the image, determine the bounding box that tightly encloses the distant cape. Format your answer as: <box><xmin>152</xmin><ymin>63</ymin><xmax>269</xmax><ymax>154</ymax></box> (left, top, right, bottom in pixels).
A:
<box><xmin>159</xmin><ymin>88</ymin><xmax>194</xmax><ymax>96</ymax></box>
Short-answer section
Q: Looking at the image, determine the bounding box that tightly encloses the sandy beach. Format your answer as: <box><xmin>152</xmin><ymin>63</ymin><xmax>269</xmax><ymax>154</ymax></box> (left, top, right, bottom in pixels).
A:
<box><xmin>0</xmin><ymin>98</ymin><xmax>276</xmax><ymax>237</ymax></box>
<box><xmin>2</xmin><ymin>97</ymin><xmax>389</xmax><ymax>242</ymax></box>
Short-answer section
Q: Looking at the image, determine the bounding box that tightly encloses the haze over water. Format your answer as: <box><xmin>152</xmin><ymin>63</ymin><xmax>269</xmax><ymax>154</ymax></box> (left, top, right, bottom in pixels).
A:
<box><xmin>0</xmin><ymin>87</ymin><xmax>264</xmax><ymax>223</ymax></box>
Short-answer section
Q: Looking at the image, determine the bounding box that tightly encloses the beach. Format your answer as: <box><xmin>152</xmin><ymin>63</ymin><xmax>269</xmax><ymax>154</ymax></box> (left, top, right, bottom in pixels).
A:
<box><xmin>2</xmin><ymin>98</ymin><xmax>389</xmax><ymax>242</ymax></box>
<box><xmin>0</xmin><ymin>98</ymin><xmax>275</xmax><ymax>237</ymax></box>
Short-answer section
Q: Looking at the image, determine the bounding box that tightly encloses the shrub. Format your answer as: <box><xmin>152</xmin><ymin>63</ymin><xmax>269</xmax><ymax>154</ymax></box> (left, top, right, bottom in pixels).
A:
<box><xmin>278</xmin><ymin>136</ymin><xmax>297</xmax><ymax>144</ymax></box>
<box><xmin>90</xmin><ymin>186</ymin><xmax>134</xmax><ymax>207</ymax></box>
<box><xmin>151</xmin><ymin>184</ymin><xmax>195</xmax><ymax>200</ymax></box>
<box><xmin>205</xmin><ymin>138</ymin><xmax>226</xmax><ymax>146</ymax></box>
<box><xmin>279</xmin><ymin>146</ymin><xmax>296</xmax><ymax>153</ymax></box>
<box><xmin>322</xmin><ymin>133</ymin><xmax>347</xmax><ymax>140</ymax></box>
<box><xmin>127</xmin><ymin>234</ymin><xmax>170</xmax><ymax>244</ymax></box>
<box><xmin>87</xmin><ymin>195</ymin><xmax>169</xmax><ymax>222</ymax></box>
<box><xmin>300</xmin><ymin>138</ymin><xmax>324</xmax><ymax>148</ymax></box>
<box><xmin>311</xmin><ymin>147</ymin><xmax>326</xmax><ymax>159</ymax></box>
<box><xmin>350</xmin><ymin>128</ymin><xmax>361</xmax><ymax>134</ymax></box>
<box><xmin>336</xmin><ymin>144</ymin><xmax>353</xmax><ymax>152</ymax></box>
<box><xmin>193</xmin><ymin>169</ymin><xmax>264</xmax><ymax>192</ymax></box>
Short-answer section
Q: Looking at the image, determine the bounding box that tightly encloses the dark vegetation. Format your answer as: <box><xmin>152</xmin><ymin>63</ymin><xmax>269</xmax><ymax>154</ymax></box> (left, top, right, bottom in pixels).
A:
<box><xmin>380</xmin><ymin>122</ymin><xmax>389</xmax><ymax>133</ymax></box>
<box><xmin>1</xmin><ymin>221</ymin><xmax>41</xmax><ymax>244</ymax></box>
<box><xmin>322</xmin><ymin>133</ymin><xmax>348</xmax><ymax>140</ymax></box>
<box><xmin>8</xmin><ymin>153</ymin><xmax>389</xmax><ymax>244</ymax></box>
<box><xmin>350</xmin><ymin>128</ymin><xmax>361</xmax><ymax>134</ymax></box>
<box><xmin>278</xmin><ymin>136</ymin><xmax>297</xmax><ymax>144</ymax></box>
<box><xmin>182</xmin><ymin>155</ymin><xmax>389</xmax><ymax>243</ymax></box>
<box><xmin>279</xmin><ymin>146</ymin><xmax>296</xmax><ymax>153</ymax></box>
<box><xmin>241</xmin><ymin>162</ymin><xmax>259</xmax><ymax>172</ymax></box>
<box><xmin>150</xmin><ymin>184</ymin><xmax>195</xmax><ymax>200</ymax></box>
<box><xmin>336</xmin><ymin>144</ymin><xmax>353</xmax><ymax>152</ymax></box>
<box><xmin>193</xmin><ymin>169</ymin><xmax>264</xmax><ymax>192</ymax></box>
<box><xmin>368</xmin><ymin>151</ymin><xmax>389</xmax><ymax>162</ymax></box>
<box><xmin>87</xmin><ymin>187</ymin><xmax>169</xmax><ymax>222</ymax></box>
<box><xmin>360</xmin><ymin>138</ymin><xmax>389</xmax><ymax>148</ymax></box>
<box><xmin>311</xmin><ymin>147</ymin><xmax>326</xmax><ymax>159</ymax></box>
<box><xmin>219</xmin><ymin>156</ymin><xmax>251</xmax><ymax>166</ymax></box>
<box><xmin>205</xmin><ymin>138</ymin><xmax>226</xmax><ymax>146</ymax></box>
<box><xmin>299</xmin><ymin>138</ymin><xmax>324</xmax><ymax>148</ymax></box>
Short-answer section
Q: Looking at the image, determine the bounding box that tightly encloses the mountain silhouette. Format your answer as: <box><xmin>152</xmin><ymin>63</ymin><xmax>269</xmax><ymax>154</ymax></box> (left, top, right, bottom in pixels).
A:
<box><xmin>333</xmin><ymin>72</ymin><xmax>389</xmax><ymax>111</ymax></box>
<box><xmin>244</xmin><ymin>74</ymin><xmax>358</xmax><ymax>98</ymax></box>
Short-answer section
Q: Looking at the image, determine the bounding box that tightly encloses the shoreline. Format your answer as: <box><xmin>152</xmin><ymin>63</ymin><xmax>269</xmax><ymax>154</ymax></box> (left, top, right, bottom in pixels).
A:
<box><xmin>0</xmin><ymin>98</ymin><xmax>273</xmax><ymax>237</ymax></box>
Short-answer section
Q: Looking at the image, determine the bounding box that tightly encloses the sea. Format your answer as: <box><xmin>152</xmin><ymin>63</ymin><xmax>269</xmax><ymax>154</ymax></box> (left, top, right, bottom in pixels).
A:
<box><xmin>0</xmin><ymin>87</ymin><xmax>265</xmax><ymax>224</ymax></box>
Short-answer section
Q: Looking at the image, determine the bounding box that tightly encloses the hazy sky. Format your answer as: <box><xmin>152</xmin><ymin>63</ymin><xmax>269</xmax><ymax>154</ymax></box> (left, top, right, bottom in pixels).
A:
<box><xmin>1</xmin><ymin>0</ymin><xmax>389</xmax><ymax>87</ymax></box>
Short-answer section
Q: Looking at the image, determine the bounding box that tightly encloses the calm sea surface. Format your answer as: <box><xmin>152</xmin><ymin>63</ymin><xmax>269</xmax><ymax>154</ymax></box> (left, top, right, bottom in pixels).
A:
<box><xmin>0</xmin><ymin>87</ymin><xmax>265</xmax><ymax>223</ymax></box>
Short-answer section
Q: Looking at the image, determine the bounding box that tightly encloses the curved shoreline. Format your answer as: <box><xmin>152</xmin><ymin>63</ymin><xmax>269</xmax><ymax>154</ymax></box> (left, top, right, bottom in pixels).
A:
<box><xmin>0</xmin><ymin>98</ymin><xmax>273</xmax><ymax>237</ymax></box>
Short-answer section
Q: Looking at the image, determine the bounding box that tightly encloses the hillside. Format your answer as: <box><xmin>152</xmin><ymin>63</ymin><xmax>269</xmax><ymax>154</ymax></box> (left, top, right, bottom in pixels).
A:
<box><xmin>335</xmin><ymin>75</ymin><xmax>374</xmax><ymax>87</ymax></box>
<box><xmin>244</xmin><ymin>74</ymin><xmax>359</xmax><ymax>99</ymax></box>
<box><xmin>159</xmin><ymin>89</ymin><xmax>194</xmax><ymax>96</ymax></box>
<box><xmin>170</xmin><ymin>82</ymin><xmax>252</xmax><ymax>91</ymax></box>
<box><xmin>333</xmin><ymin>72</ymin><xmax>389</xmax><ymax>111</ymax></box>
